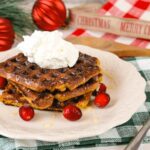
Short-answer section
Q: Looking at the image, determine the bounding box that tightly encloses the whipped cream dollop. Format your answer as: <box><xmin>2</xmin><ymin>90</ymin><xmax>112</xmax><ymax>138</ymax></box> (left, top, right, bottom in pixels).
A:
<box><xmin>17</xmin><ymin>30</ymin><xmax>79</xmax><ymax>69</ymax></box>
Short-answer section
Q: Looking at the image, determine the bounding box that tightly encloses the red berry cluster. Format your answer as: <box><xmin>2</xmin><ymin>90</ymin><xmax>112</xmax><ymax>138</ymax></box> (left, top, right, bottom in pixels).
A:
<box><xmin>62</xmin><ymin>83</ymin><xmax>110</xmax><ymax>121</ymax></box>
<box><xmin>0</xmin><ymin>78</ymin><xmax>110</xmax><ymax>121</ymax></box>
<box><xmin>94</xmin><ymin>83</ymin><xmax>110</xmax><ymax>108</ymax></box>
<box><xmin>19</xmin><ymin>83</ymin><xmax>110</xmax><ymax>121</ymax></box>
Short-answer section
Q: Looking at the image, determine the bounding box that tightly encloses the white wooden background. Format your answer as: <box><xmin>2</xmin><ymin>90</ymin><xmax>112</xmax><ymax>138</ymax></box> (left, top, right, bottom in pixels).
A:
<box><xmin>63</xmin><ymin>0</ymin><xmax>106</xmax><ymax>4</ymax></box>
<box><xmin>20</xmin><ymin>0</ymin><xmax>106</xmax><ymax>11</ymax></box>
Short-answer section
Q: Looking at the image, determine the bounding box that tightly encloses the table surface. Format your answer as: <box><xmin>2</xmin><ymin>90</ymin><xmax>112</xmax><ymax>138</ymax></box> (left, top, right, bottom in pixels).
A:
<box><xmin>1</xmin><ymin>1</ymin><xmax>150</xmax><ymax>150</ymax></box>
<box><xmin>61</xmin><ymin>29</ymin><xmax>150</xmax><ymax>150</ymax></box>
<box><xmin>1</xmin><ymin>28</ymin><xmax>149</xmax><ymax>150</ymax></box>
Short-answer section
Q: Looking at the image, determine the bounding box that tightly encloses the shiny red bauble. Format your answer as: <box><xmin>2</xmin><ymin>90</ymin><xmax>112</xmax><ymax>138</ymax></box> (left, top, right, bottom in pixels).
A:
<box><xmin>0</xmin><ymin>18</ymin><xmax>15</xmax><ymax>51</ymax></box>
<box><xmin>32</xmin><ymin>0</ymin><xmax>66</xmax><ymax>31</ymax></box>
<box><xmin>19</xmin><ymin>105</ymin><xmax>35</xmax><ymax>121</ymax></box>
<box><xmin>63</xmin><ymin>105</ymin><xmax>82</xmax><ymax>121</ymax></box>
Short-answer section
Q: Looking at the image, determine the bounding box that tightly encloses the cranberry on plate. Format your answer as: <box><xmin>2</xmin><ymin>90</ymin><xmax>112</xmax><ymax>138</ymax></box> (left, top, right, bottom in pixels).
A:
<box><xmin>19</xmin><ymin>105</ymin><xmax>35</xmax><ymax>121</ymax></box>
<box><xmin>0</xmin><ymin>77</ymin><xmax>7</xmax><ymax>89</ymax></box>
<box><xmin>99</xmin><ymin>83</ymin><xmax>107</xmax><ymax>93</ymax></box>
<box><xmin>63</xmin><ymin>105</ymin><xmax>82</xmax><ymax>121</ymax></box>
<box><xmin>94</xmin><ymin>92</ymin><xmax>110</xmax><ymax>108</ymax></box>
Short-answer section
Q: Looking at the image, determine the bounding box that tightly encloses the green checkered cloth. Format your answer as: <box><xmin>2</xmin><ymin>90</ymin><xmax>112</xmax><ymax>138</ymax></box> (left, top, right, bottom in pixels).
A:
<box><xmin>0</xmin><ymin>57</ymin><xmax>150</xmax><ymax>150</ymax></box>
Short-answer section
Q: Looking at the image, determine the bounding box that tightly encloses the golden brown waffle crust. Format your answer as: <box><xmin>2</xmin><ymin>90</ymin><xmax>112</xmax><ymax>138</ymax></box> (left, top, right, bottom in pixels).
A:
<box><xmin>0</xmin><ymin>53</ymin><xmax>101</xmax><ymax>92</ymax></box>
<box><xmin>0</xmin><ymin>87</ymin><xmax>92</xmax><ymax>111</ymax></box>
<box><xmin>10</xmin><ymin>75</ymin><xmax>100</xmax><ymax>102</ymax></box>
<box><xmin>0</xmin><ymin>52</ymin><xmax>102</xmax><ymax>111</ymax></box>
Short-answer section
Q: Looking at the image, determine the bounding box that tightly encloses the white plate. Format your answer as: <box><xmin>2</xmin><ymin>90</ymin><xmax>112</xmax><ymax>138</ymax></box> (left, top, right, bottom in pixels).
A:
<box><xmin>0</xmin><ymin>45</ymin><xmax>146</xmax><ymax>142</ymax></box>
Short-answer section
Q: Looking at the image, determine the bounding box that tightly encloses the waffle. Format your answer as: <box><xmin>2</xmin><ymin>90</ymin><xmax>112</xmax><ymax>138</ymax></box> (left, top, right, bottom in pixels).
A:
<box><xmin>0</xmin><ymin>53</ymin><xmax>101</xmax><ymax>92</ymax></box>
<box><xmin>0</xmin><ymin>51</ymin><xmax>101</xmax><ymax>111</ymax></box>
<box><xmin>3</xmin><ymin>75</ymin><xmax>98</xmax><ymax>107</ymax></box>
<box><xmin>0</xmin><ymin>84</ymin><xmax>92</xmax><ymax>111</ymax></box>
<box><xmin>10</xmin><ymin>74</ymin><xmax>101</xmax><ymax>102</ymax></box>
<box><xmin>0</xmin><ymin>83</ymin><xmax>54</xmax><ymax>110</ymax></box>
<box><xmin>55</xmin><ymin>79</ymin><xmax>99</xmax><ymax>101</ymax></box>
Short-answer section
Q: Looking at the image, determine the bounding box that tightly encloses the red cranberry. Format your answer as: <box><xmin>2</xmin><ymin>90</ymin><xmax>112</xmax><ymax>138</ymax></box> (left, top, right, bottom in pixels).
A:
<box><xmin>0</xmin><ymin>77</ymin><xmax>7</xmax><ymax>89</ymax></box>
<box><xmin>63</xmin><ymin>105</ymin><xmax>82</xmax><ymax>121</ymax></box>
<box><xmin>19</xmin><ymin>105</ymin><xmax>34</xmax><ymax>121</ymax></box>
<box><xmin>94</xmin><ymin>93</ymin><xmax>110</xmax><ymax>108</ymax></box>
<box><xmin>99</xmin><ymin>83</ymin><xmax>107</xmax><ymax>93</ymax></box>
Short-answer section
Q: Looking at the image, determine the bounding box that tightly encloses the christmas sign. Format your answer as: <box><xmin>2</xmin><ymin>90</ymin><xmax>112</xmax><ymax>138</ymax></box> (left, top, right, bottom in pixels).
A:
<box><xmin>70</xmin><ymin>3</ymin><xmax>150</xmax><ymax>40</ymax></box>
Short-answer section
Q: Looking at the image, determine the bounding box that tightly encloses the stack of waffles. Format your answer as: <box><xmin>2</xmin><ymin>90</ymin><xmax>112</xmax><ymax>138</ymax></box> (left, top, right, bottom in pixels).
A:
<box><xmin>0</xmin><ymin>52</ymin><xmax>101</xmax><ymax>111</ymax></box>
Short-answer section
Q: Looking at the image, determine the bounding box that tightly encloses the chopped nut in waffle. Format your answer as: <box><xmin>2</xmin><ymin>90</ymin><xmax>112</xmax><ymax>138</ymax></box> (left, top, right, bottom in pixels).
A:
<box><xmin>0</xmin><ymin>53</ymin><xmax>101</xmax><ymax>92</ymax></box>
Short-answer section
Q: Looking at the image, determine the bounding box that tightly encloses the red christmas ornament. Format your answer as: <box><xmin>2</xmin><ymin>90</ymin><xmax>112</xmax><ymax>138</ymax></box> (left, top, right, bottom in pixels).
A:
<box><xmin>32</xmin><ymin>0</ymin><xmax>66</xmax><ymax>31</ymax></box>
<box><xmin>0</xmin><ymin>17</ymin><xmax>15</xmax><ymax>51</ymax></box>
